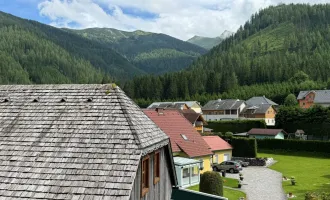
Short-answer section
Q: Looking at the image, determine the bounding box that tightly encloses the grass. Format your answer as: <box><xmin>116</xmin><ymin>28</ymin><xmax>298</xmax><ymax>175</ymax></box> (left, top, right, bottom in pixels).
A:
<box><xmin>187</xmin><ymin>178</ymin><xmax>246</xmax><ymax>200</ymax></box>
<box><xmin>259</xmin><ymin>151</ymin><xmax>330</xmax><ymax>200</ymax></box>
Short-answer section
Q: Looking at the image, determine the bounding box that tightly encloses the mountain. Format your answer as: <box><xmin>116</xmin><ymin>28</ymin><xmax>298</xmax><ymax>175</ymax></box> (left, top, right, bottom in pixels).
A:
<box><xmin>187</xmin><ymin>30</ymin><xmax>233</xmax><ymax>49</ymax></box>
<box><xmin>124</xmin><ymin>4</ymin><xmax>330</xmax><ymax>105</ymax></box>
<box><xmin>68</xmin><ymin>28</ymin><xmax>208</xmax><ymax>74</ymax></box>
<box><xmin>0</xmin><ymin>11</ymin><xmax>147</xmax><ymax>84</ymax></box>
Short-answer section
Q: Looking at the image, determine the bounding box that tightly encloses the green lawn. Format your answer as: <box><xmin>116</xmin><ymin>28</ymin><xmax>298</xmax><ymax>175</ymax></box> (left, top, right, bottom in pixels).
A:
<box><xmin>187</xmin><ymin>182</ymin><xmax>246</xmax><ymax>200</ymax></box>
<box><xmin>259</xmin><ymin>151</ymin><xmax>330</xmax><ymax>200</ymax></box>
<box><xmin>223</xmin><ymin>177</ymin><xmax>240</xmax><ymax>188</ymax></box>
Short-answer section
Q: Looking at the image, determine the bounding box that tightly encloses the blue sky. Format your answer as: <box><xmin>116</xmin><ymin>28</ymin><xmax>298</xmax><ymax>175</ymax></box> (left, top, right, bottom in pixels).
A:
<box><xmin>1</xmin><ymin>0</ymin><xmax>330</xmax><ymax>40</ymax></box>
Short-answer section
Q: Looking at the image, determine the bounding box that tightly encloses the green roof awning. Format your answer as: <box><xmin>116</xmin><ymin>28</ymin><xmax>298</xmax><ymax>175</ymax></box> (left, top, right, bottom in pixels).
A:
<box><xmin>173</xmin><ymin>157</ymin><xmax>202</xmax><ymax>166</ymax></box>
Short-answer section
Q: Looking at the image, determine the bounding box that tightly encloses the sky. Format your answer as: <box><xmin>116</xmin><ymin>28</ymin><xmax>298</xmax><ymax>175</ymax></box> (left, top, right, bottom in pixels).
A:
<box><xmin>1</xmin><ymin>0</ymin><xmax>330</xmax><ymax>40</ymax></box>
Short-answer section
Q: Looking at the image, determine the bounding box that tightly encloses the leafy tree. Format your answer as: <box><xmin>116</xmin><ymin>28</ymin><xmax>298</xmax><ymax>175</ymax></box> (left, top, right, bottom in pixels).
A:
<box><xmin>289</xmin><ymin>71</ymin><xmax>310</xmax><ymax>84</ymax></box>
<box><xmin>284</xmin><ymin>93</ymin><xmax>298</xmax><ymax>106</ymax></box>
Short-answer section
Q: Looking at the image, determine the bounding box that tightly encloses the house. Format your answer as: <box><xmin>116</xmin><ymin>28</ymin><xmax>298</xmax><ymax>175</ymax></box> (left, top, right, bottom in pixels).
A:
<box><xmin>143</xmin><ymin>109</ymin><xmax>214</xmax><ymax>175</ymax></box>
<box><xmin>240</xmin><ymin>104</ymin><xmax>277</xmax><ymax>126</ymax></box>
<box><xmin>181</xmin><ymin>109</ymin><xmax>207</xmax><ymax>133</ymax></box>
<box><xmin>202</xmin><ymin>136</ymin><xmax>233</xmax><ymax>165</ymax></box>
<box><xmin>297</xmin><ymin>90</ymin><xmax>330</xmax><ymax>108</ymax></box>
<box><xmin>148</xmin><ymin>101</ymin><xmax>203</xmax><ymax>114</ymax></box>
<box><xmin>242</xmin><ymin>96</ymin><xmax>278</xmax><ymax>126</ymax></box>
<box><xmin>0</xmin><ymin>84</ymin><xmax>177</xmax><ymax>200</ymax></box>
<box><xmin>202</xmin><ymin>99</ymin><xmax>246</xmax><ymax>121</ymax></box>
<box><xmin>247</xmin><ymin>128</ymin><xmax>287</xmax><ymax>139</ymax></box>
<box><xmin>148</xmin><ymin>103</ymin><xmax>207</xmax><ymax>132</ymax></box>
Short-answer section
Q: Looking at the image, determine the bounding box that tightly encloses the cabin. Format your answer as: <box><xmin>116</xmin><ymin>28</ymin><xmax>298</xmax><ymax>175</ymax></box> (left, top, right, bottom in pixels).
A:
<box><xmin>202</xmin><ymin>136</ymin><xmax>233</xmax><ymax>164</ymax></box>
<box><xmin>0</xmin><ymin>84</ymin><xmax>177</xmax><ymax>200</ymax></box>
<box><xmin>297</xmin><ymin>90</ymin><xmax>330</xmax><ymax>108</ymax></box>
<box><xmin>247</xmin><ymin>128</ymin><xmax>287</xmax><ymax>139</ymax></box>
<box><xmin>143</xmin><ymin>109</ymin><xmax>214</xmax><ymax>175</ymax></box>
<box><xmin>202</xmin><ymin>99</ymin><xmax>246</xmax><ymax>121</ymax></box>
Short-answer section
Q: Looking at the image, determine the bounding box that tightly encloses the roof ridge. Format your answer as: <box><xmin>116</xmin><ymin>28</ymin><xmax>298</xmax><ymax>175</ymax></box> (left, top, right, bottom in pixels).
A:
<box><xmin>115</xmin><ymin>87</ymin><xmax>143</xmax><ymax>149</ymax></box>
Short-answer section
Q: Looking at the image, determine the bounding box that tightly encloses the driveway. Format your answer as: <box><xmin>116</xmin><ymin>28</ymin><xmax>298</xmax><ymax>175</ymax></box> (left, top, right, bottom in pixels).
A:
<box><xmin>225</xmin><ymin>166</ymin><xmax>287</xmax><ymax>200</ymax></box>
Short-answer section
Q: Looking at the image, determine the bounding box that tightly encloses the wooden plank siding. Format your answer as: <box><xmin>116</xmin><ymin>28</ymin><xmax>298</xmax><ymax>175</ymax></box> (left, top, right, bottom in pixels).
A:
<box><xmin>130</xmin><ymin>146</ymin><xmax>172</xmax><ymax>200</ymax></box>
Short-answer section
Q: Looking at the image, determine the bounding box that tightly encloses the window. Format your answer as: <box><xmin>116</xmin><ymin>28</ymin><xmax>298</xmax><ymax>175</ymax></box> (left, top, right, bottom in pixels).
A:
<box><xmin>154</xmin><ymin>151</ymin><xmax>160</xmax><ymax>185</ymax></box>
<box><xmin>141</xmin><ymin>156</ymin><xmax>149</xmax><ymax>197</ymax></box>
<box><xmin>214</xmin><ymin>155</ymin><xmax>219</xmax><ymax>164</ymax></box>
<box><xmin>181</xmin><ymin>134</ymin><xmax>188</xmax><ymax>140</ymax></box>
<box><xmin>199</xmin><ymin>159</ymin><xmax>204</xmax><ymax>169</ymax></box>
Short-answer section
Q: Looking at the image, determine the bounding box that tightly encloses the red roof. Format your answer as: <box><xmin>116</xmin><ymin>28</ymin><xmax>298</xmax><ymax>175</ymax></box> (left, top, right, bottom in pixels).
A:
<box><xmin>202</xmin><ymin>136</ymin><xmax>232</xmax><ymax>151</ymax></box>
<box><xmin>248</xmin><ymin>128</ymin><xmax>287</xmax><ymax>136</ymax></box>
<box><xmin>143</xmin><ymin>109</ymin><xmax>213</xmax><ymax>158</ymax></box>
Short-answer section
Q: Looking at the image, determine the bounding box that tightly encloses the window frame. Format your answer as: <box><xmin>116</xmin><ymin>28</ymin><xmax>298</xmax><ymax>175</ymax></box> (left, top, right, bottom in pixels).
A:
<box><xmin>141</xmin><ymin>155</ymin><xmax>150</xmax><ymax>197</ymax></box>
<box><xmin>154</xmin><ymin>151</ymin><xmax>160</xmax><ymax>185</ymax></box>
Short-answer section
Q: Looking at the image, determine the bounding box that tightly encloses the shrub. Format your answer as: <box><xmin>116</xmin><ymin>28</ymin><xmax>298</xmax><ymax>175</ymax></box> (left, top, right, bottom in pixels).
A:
<box><xmin>257</xmin><ymin>139</ymin><xmax>330</xmax><ymax>154</ymax></box>
<box><xmin>206</xmin><ymin>120</ymin><xmax>266</xmax><ymax>133</ymax></box>
<box><xmin>231</xmin><ymin>137</ymin><xmax>257</xmax><ymax>158</ymax></box>
<box><xmin>305</xmin><ymin>192</ymin><xmax>330</xmax><ymax>200</ymax></box>
<box><xmin>199</xmin><ymin>171</ymin><xmax>223</xmax><ymax>196</ymax></box>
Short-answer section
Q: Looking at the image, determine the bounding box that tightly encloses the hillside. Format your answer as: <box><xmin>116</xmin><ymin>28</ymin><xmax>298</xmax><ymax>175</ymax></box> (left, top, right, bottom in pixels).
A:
<box><xmin>187</xmin><ymin>36</ymin><xmax>223</xmax><ymax>50</ymax></box>
<box><xmin>124</xmin><ymin>4</ymin><xmax>330</xmax><ymax>104</ymax></box>
<box><xmin>0</xmin><ymin>11</ymin><xmax>145</xmax><ymax>84</ymax></box>
<box><xmin>69</xmin><ymin>28</ymin><xmax>207</xmax><ymax>74</ymax></box>
<box><xmin>187</xmin><ymin>31</ymin><xmax>233</xmax><ymax>49</ymax></box>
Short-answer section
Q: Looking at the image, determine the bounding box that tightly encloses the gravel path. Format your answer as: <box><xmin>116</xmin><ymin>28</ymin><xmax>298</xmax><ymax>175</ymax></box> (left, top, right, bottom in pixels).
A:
<box><xmin>225</xmin><ymin>166</ymin><xmax>287</xmax><ymax>200</ymax></box>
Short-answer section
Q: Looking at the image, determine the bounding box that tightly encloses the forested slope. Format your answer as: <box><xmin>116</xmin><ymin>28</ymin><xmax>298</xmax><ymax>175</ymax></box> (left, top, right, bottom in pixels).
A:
<box><xmin>124</xmin><ymin>4</ymin><xmax>330</xmax><ymax>105</ymax></box>
<box><xmin>70</xmin><ymin>28</ymin><xmax>207</xmax><ymax>74</ymax></box>
<box><xmin>0</xmin><ymin>11</ymin><xmax>144</xmax><ymax>84</ymax></box>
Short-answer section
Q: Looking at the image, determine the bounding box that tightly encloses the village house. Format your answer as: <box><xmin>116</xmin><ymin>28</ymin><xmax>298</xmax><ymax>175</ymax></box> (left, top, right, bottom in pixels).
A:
<box><xmin>202</xmin><ymin>136</ymin><xmax>233</xmax><ymax>165</ymax></box>
<box><xmin>148</xmin><ymin>102</ymin><xmax>207</xmax><ymax>132</ymax></box>
<box><xmin>247</xmin><ymin>128</ymin><xmax>287</xmax><ymax>139</ymax></box>
<box><xmin>202</xmin><ymin>99</ymin><xmax>246</xmax><ymax>121</ymax></box>
<box><xmin>143</xmin><ymin>110</ymin><xmax>214</xmax><ymax>177</ymax></box>
<box><xmin>297</xmin><ymin>90</ymin><xmax>330</xmax><ymax>108</ymax></box>
<box><xmin>0</xmin><ymin>84</ymin><xmax>178</xmax><ymax>200</ymax></box>
<box><xmin>241</xmin><ymin>96</ymin><xmax>278</xmax><ymax>126</ymax></box>
<box><xmin>148</xmin><ymin>101</ymin><xmax>203</xmax><ymax>114</ymax></box>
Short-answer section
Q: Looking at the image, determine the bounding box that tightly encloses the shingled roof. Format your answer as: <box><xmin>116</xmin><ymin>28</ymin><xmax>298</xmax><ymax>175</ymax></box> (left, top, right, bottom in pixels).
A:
<box><xmin>202</xmin><ymin>99</ymin><xmax>245</xmax><ymax>110</ymax></box>
<box><xmin>0</xmin><ymin>84</ymin><xmax>171</xmax><ymax>200</ymax></box>
<box><xmin>248</xmin><ymin>128</ymin><xmax>287</xmax><ymax>136</ymax></box>
<box><xmin>245</xmin><ymin>96</ymin><xmax>278</xmax><ymax>106</ymax></box>
<box><xmin>143</xmin><ymin>110</ymin><xmax>213</xmax><ymax>158</ymax></box>
<box><xmin>297</xmin><ymin>90</ymin><xmax>330</xmax><ymax>103</ymax></box>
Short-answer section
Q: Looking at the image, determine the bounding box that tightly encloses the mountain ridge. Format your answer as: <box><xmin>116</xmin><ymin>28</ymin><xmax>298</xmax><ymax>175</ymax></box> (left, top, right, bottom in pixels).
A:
<box><xmin>187</xmin><ymin>30</ymin><xmax>234</xmax><ymax>49</ymax></box>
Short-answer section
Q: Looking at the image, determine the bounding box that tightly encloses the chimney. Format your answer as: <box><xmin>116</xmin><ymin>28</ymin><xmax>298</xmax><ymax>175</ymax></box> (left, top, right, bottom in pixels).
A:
<box><xmin>155</xmin><ymin>108</ymin><xmax>164</xmax><ymax>115</ymax></box>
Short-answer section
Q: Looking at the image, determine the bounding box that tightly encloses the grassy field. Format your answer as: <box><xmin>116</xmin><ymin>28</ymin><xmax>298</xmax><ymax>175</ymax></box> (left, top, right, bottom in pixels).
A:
<box><xmin>187</xmin><ymin>177</ymin><xmax>246</xmax><ymax>200</ymax></box>
<box><xmin>259</xmin><ymin>151</ymin><xmax>330</xmax><ymax>200</ymax></box>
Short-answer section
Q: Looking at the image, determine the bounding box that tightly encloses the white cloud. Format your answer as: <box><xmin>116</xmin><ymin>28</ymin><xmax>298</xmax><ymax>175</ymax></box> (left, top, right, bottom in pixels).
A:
<box><xmin>38</xmin><ymin>0</ymin><xmax>330</xmax><ymax>40</ymax></box>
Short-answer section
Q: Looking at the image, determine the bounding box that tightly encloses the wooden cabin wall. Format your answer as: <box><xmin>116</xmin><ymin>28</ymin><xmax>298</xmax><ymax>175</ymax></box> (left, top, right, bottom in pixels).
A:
<box><xmin>130</xmin><ymin>146</ymin><xmax>173</xmax><ymax>200</ymax></box>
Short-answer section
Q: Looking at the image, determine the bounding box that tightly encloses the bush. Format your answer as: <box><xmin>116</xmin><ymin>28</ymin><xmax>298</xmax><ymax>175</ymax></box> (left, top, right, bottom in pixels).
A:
<box><xmin>305</xmin><ymin>192</ymin><xmax>330</xmax><ymax>200</ymax></box>
<box><xmin>231</xmin><ymin>137</ymin><xmax>257</xmax><ymax>158</ymax></box>
<box><xmin>206</xmin><ymin>120</ymin><xmax>266</xmax><ymax>133</ymax></box>
<box><xmin>257</xmin><ymin>139</ymin><xmax>330</xmax><ymax>153</ymax></box>
<box><xmin>199</xmin><ymin>171</ymin><xmax>223</xmax><ymax>196</ymax></box>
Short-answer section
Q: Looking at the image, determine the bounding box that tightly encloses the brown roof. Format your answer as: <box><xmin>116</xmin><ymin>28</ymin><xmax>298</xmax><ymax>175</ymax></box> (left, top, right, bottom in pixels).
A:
<box><xmin>143</xmin><ymin>110</ymin><xmax>213</xmax><ymax>158</ymax></box>
<box><xmin>180</xmin><ymin>109</ymin><xmax>206</xmax><ymax>125</ymax></box>
<box><xmin>248</xmin><ymin>128</ymin><xmax>287</xmax><ymax>136</ymax></box>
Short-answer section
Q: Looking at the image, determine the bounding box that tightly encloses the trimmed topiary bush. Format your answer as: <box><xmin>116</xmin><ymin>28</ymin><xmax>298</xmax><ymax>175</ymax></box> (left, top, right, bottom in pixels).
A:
<box><xmin>199</xmin><ymin>171</ymin><xmax>223</xmax><ymax>196</ymax></box>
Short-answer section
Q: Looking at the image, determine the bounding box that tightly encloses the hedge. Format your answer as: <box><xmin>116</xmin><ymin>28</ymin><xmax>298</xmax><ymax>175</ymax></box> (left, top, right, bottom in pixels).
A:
<box><xmin>206</xmin><ymin>120</ymin><xmax>266</xmax><ymax>133</ymax></box>
<box><xmin>231</xmin><ymin>137</ymin><xmax>257</xmax><ymax>158</ymax></box>
<box><xmin>199</xmin><ymin>171</ymin><xmax>223</xmax><ymax>196</ymax></box>
<box><xmin>257</xmin><ymin>139</ymin><xmax>330</xmax><ymax>153</ymax></box>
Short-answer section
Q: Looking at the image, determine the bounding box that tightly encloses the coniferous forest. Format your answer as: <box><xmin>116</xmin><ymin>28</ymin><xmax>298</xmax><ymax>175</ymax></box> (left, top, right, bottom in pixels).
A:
<box><xmin>124</xmin><ymin>4</ymin><xmax>330</xmax><ymax>106</ymax></box>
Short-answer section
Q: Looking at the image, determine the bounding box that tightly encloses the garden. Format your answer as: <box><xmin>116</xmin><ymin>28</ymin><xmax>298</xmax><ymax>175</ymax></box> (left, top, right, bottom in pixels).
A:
<box><xmin>259</xmin><ymin>151</ymin><xmax>330</xmax><ymax>200</ymax></box>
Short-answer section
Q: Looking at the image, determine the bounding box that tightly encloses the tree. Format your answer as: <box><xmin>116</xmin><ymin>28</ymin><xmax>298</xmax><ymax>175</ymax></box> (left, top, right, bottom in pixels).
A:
<box><xmin>199</xmin><ymin>171</ymin><xmax>223</xmax><ymax>196</ymax></box>
<box><xmin>284</xmin><ymin>93</ymin><xmax>298</xmax><ymax>106</ymax></box>
<box><xmin>289</xmin><ymin>71</ymin><xmax>310</xmax><ymax>84</ymax></box>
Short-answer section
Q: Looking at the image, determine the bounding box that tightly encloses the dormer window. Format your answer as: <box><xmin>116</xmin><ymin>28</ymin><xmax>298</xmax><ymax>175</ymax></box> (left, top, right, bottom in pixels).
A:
<box><xmin>87</xmin><ymin>98</ymin><xmax>93</xmax><ymax>102</ymax></box>
<box><xmin>60</xmin><ymin>98</ymin><xmax>67</xmax><ymax>102</ymax></box>
<box><xmin>3</xmin><ymin>98</ymin><xmax>9</xmax><ymax>103</ymax></box>
<box><xmin>181</xmin><ymin>134</ymin><xmax>188</xmax><ymax>141</ymax></box>
<box><xmin>33</xmin><ymin>98</ymin><xmax>39</xmax><ymax>102</ymax></box>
